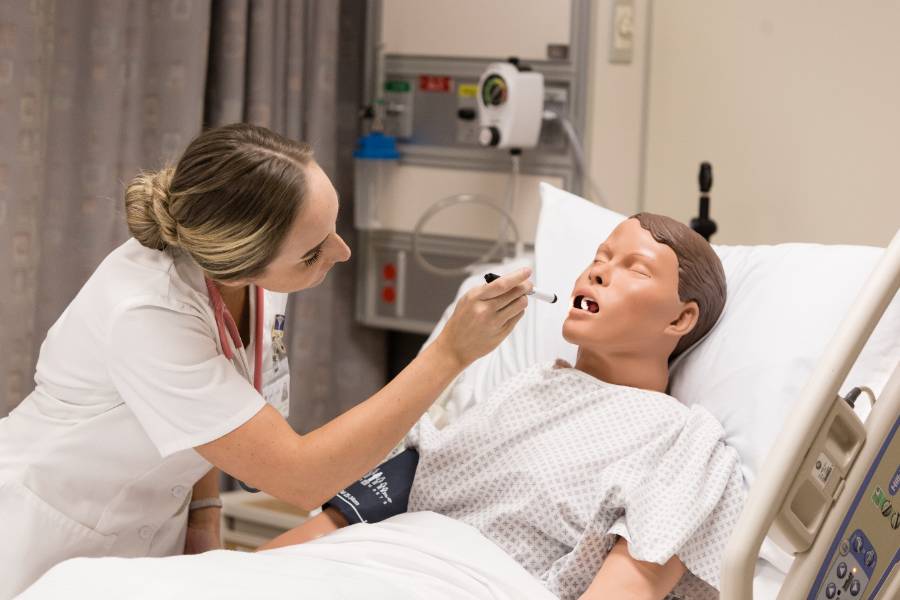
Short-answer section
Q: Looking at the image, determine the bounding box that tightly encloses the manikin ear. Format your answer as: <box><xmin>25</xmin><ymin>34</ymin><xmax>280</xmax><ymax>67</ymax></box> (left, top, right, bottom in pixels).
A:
<box><xmin>665</xmin><ymin>301</ymin><xmax>699</xmax><ymax>339</ymax></box>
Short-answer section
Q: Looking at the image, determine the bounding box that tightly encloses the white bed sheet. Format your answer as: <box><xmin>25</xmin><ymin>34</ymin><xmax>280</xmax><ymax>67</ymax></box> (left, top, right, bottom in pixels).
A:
<box><xmin>21</xmin><ymin>512</ymin><xmax>556</xmax><ymax>600</ymax></box>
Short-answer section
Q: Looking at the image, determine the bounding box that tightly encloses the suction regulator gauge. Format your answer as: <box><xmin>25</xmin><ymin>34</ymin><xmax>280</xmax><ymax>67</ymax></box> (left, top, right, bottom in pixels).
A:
<box><xmin>481</xmin><ymin>74</ymin><xmax>508</xmax><ymax>107</ymax></box>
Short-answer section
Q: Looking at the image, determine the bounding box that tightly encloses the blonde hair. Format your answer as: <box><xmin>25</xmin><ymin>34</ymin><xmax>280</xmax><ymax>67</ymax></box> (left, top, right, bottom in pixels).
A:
<box><xmin>125</xmin><ymin>123</ymin><xmax>314</xmax><ymax>281</ymax></box>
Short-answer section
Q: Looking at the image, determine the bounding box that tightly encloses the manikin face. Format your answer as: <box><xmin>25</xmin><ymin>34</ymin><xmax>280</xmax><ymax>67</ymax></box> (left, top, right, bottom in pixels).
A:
<box><xmin>562</xmin><ymin>218</ymin><xmax>698</xmax><ymax>359</ymax></box>
<box><xmin>250</xmin><ymin>162</ymin><xmax>351</xmax><ymax>293</ymax></box>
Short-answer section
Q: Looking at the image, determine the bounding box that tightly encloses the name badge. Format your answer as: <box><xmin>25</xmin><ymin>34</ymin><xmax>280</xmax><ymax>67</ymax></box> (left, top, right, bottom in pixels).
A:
<box><xmin>263</xmin><ymin>370</ymin><xmax>290</xmax><ymax>418</ymax></box>
<box><xmin>264</xmin><ymin>312</ymin><xmax>290</xmax><ymax>416</ymax></box>
<box><xmin>272</xmin><ymin>313</ymin><xmax>288</xmax><ymax>372</ymax></box>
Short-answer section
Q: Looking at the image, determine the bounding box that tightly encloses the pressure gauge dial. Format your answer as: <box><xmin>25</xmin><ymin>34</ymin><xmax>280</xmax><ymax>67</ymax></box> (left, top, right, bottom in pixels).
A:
<box><xmin>481</xmin><ymin>74</ymin><xmax>508</xmax><ymax>107</ymax></box>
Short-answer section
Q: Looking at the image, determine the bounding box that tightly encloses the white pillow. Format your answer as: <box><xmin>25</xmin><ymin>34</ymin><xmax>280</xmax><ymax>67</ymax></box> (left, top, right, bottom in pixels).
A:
<box><xmin>423</xmin><ymin>254</ymin><xmax>538</xmax><ymax>425</ymax></box>
<box><xmin>535</xmin><ymin>183</ymin><xmax>900</xmax><ymax>489</ymax></box>
<box><xmin>533</xmin><ymin>184</ymin><xmax>626</xmax><ymax>365</ymax></box>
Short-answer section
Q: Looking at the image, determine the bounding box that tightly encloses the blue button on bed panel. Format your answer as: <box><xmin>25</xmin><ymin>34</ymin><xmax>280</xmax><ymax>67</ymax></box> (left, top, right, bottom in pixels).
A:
<box><xmin>847</xmin><ymin>528</ymin><xmax>877</xmax><ymax>578</ymax></box>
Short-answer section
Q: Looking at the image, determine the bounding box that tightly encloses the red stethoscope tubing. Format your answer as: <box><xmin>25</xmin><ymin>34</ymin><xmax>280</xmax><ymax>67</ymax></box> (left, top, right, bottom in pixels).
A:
<box><xmin>205</xmin><ymin>278</ymin><xmax>264</xmax><ymax>393</ymax></box>
<box><xmin>253</xmin><ymin>286</ymin><xmax>263</xmax><ymax>392</ymax></box>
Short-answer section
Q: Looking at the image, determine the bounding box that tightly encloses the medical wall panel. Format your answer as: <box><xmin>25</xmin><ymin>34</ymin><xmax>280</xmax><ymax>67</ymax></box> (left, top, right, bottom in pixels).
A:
<box><xmin>380</xmin><ymin>0</ymin><xmax>571</xmax><ymax>61</ymax></box>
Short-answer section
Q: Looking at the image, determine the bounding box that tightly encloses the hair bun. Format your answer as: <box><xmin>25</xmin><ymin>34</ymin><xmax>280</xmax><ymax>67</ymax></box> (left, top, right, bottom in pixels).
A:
<box><xmin>125</xmin><ymin>167</ymin><xmax>178</xmax><ymax>250</ymax></box>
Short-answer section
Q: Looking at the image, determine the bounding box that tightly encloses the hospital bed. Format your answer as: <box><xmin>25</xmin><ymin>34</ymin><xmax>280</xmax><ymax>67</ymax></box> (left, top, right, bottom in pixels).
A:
<box><xmin>21</xmin><ymin>185</ymin><xmax>899</xmax><ymax>600</ymax></box>
<box><xmin>422</xmin><ymin>183</ymin><xmax>900</xmax><ymax>599</ymax></box>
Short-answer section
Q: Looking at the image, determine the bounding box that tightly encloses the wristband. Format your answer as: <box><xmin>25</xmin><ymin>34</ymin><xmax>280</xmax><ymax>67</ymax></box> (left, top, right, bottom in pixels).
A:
<box><xmin>189</xmin><ymin>497</ymin><xmax>223</xmax><ymax>512</ymax></box>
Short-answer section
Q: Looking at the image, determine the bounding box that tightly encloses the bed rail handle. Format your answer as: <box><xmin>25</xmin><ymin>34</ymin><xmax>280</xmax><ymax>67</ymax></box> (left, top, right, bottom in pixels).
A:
<box><xmin>720</xmin><ymin>228</ymin><xmax>900</xmax><ymax>600</ymax></box>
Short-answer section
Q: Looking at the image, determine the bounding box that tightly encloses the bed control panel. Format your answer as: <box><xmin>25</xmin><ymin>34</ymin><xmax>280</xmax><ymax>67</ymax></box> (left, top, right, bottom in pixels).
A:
<box><xmin>777</xmin><ymin>370</ymin><xmax>900</xmax><ymax>600</ymax></box>
<box><xmin>807</xmin><ymin>412</ymin><xmax>899</xmax><ymax>600</ymax></box>
<box><xmin>817</xmin><ymin>529</ymin><xmax>875</xmax><ymax>598</ymax></box>
<box><xmin>774</xmin><ymin>395</ymin><xmax>866</xmax><ymax>553</ymax></box>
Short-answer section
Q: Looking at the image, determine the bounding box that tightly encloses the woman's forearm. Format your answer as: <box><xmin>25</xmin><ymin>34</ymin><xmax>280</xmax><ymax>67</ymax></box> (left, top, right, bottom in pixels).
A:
<box><xmin>293</xmin><ymin>338</ymin><xmax>462</xmax><ymax>502</ymax></box>
<box><xmin>196</xmin><ymin>339</ymin><xmax>464</xmax><ymax>510</ymax></box>
<box><xmin>196</xmin><ymin>268</ymin><xmax>531</xmax><ymax>511</ymax></box>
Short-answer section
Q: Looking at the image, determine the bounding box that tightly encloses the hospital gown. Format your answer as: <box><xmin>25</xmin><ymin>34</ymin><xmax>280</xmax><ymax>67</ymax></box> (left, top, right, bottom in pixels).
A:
<box><xmin>406</xmin><ymin>362</ymin><xmax>746</xmax><ymax>600</ymax></box>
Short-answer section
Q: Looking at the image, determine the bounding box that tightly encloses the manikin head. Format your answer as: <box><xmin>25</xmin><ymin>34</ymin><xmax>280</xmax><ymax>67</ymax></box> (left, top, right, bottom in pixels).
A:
<box><xmin>562</xmin><ymin>214</ymin><xmax>726</xmax><ymax>386</ymax></box>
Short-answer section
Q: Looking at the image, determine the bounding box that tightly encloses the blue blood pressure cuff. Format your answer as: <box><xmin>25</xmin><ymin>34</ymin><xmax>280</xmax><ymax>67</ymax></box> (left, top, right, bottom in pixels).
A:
<box><xmin>323</xmin><ymin>447</ymin><xmax>419</xmax><ymax>525</ymax></box>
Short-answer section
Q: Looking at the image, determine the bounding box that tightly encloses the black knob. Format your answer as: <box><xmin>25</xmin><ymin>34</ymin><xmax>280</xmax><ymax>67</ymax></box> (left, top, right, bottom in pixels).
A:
<box><xmin>699</xmin><ymin>161</ymin><xmax>713</xmax><ymax>193</ymax></box>
<box><xmin>457</xmin><ymin>108</ymin><xmax>476</xmax><ymax>121</ymax></box>
<box><xmin>691</xmin><ymin>161</ymin><xmax>718</xmax><ymax>241</ymax></box>
<box><xmin>690</xmin><ymin>213</ymin><xmax>717</xmax><ymax>241</ymax></box>
<box><xmin>479</xmin><ymin>126</ymin><xmax>501</xmax><ymax>147</ymax></box>
<box><xmin>507</xmin><ymin>56</ymin><xmax>532</xmax><ymax>71</ymax></box>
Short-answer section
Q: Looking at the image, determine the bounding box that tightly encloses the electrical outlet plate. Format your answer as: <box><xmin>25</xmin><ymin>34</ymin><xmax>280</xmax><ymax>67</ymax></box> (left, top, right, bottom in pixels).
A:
<box><xmin>609</xmin><ymin>0</ymin><xmax>635</xmax><ymax>64</ymax></box>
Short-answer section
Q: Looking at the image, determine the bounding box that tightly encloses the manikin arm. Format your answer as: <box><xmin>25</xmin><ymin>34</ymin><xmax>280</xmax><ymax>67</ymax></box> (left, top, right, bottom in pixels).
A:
<box><xmin>258</xmin><ymin>506</ymin><xmax>347</xmax><ymax>551</ymax></box>
<box><xmin>579</xmin><ymin>537</ymin><xmax>685</xmax><ymax>600</ymax></box>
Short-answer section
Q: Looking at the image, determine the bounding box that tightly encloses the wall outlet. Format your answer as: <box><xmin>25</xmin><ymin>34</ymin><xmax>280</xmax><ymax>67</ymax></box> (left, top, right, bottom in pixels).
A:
<box><xmin>609</xmin><ymin>0</ymin><xmax>635</xmax><ymax>64</ymax></box>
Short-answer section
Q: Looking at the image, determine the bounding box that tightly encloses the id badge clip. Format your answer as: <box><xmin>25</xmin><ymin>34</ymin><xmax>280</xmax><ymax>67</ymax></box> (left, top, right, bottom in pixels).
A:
<box><xmin>272</xmin><ymin>314</ymin><xmax>287</xmax><ymax>371</ymax></box>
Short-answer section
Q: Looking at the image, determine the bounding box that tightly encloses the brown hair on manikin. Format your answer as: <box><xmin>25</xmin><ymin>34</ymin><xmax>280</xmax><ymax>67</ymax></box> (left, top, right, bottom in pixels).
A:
<box><xmin>632</xmin><ymin>213</ymin><xmax>727</xmax><ymax>361</ymax></box>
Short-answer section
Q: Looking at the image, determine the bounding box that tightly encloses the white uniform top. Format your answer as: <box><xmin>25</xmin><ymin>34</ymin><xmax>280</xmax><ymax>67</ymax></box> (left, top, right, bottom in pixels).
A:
<box><xmin>0</xmin><ymin>238</ymin><xmax>291</xmax><ymax>598</ymax></box>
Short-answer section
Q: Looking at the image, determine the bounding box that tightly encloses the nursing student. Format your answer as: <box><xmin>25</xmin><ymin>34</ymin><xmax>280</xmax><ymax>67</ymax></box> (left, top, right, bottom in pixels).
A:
<box><xmin>0</xmin><ymin>123</ymin><xmax>533</xmax><ymax>598</ymax></box>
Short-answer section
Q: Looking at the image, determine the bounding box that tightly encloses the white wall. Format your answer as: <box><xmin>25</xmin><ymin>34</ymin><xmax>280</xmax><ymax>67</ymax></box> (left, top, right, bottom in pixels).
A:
<box><xmin>381</xmin><ymin>0</ymin><xmax>570</xmax><ymax>61</ymax></box>
<box><xmin>584</xmin><ymin>0</ymin><xmax>650</xmax><ymax>217</ymax></box>
<box><xmin>641</xmin><ymin>1</ymin><xmax>900</xmax><ymax>246</ymax></box>
<box><xmin>377</xmin><ymin>1</ymin><xmax>899</xmax><ymax>246</ymax></box>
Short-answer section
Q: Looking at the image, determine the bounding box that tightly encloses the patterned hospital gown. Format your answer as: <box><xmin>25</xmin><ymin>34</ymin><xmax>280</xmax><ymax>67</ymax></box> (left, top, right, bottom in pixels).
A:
<box><xmin>406</xmin><ymin>362</ymin><xmax>746</xmax><ymax>600</ymax></box>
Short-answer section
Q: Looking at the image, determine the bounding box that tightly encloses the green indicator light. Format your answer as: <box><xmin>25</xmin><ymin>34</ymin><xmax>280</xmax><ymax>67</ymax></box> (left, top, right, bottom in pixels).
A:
<box><xmin>385</xmin><ymin>80</ymin><xmax>411</xmax><ymax>93</ymax></box>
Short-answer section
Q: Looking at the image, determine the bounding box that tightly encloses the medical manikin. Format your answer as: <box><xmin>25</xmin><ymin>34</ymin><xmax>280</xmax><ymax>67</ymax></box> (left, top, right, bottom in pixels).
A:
<box><xmin>263</xmin><ymin>214</ymin><xmax>745</xmax><ymax>600</ymax></box>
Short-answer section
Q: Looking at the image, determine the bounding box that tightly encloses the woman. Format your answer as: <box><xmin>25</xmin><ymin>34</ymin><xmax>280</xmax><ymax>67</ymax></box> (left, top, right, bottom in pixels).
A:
<box><xmin>0</xmin><ymin>123</ymin><xmax>532</xmax><ymax>598</ymax></box>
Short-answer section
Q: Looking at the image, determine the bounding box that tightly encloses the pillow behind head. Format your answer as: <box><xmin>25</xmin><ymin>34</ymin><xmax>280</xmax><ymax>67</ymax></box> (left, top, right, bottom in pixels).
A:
<box><xmin>533</xmin><ymin>184</ymin><xmax>625</xmax><ymax>364</ymax></box>
<box><xmin>535</xmin><ymin>183</ymin><xmax>900</xmax><ymax>488</ymax></box>
<box><xmin>668</xmin><ymin>243</ymin><xmax>899</xmax><ymax>487</ymax></box>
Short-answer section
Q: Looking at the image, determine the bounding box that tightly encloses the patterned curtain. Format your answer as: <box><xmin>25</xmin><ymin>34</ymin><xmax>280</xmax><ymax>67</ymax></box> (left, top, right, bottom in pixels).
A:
<box><xmin>0</xmin><ymin>0</ymin><xmax>386</xmax><ymax>431</ymax></box>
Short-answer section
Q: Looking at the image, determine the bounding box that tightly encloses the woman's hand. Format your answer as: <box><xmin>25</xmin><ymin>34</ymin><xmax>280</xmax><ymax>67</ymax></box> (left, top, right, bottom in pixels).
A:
<box><xmin>196</xmin><ymin>272</ymin><xmax>533</xmax><ymax>512</ymax></box>
<box><xmin>435</xmin><ymin>267</ymin><xmax>533</xmax><ymax>368</ymax></box>
<box><xmin>183</xmin><ymin>508</ymin><xmax>222</xmax><ymax>554</ymax></box>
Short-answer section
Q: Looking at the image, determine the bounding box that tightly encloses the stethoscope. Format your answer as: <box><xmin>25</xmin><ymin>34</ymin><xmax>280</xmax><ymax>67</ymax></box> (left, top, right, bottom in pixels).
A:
<box><xmin>205</xmin><ymin>277</ymin><xmax>264</xmax><ymax>391</ymax></box>
<box><xmin>205</xmin><ymin>277</ymin><xmax>265</xmax><ymax>493</ymax></box>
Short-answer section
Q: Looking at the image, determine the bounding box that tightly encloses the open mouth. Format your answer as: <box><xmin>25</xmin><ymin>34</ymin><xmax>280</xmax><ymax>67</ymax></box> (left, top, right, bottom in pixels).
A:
<box><xmin>572</xmin><ymin>295</ymin><xmax>600</xmax><ymax>314</ymax></box>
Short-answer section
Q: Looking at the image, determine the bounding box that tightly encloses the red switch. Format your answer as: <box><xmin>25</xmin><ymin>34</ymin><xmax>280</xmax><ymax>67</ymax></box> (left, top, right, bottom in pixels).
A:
<box><xmin>383</xmin><ymin>264</ymin><xmax>397</xmax><ymax>280</ymax></box>
<box><xmin>382</xmin><ymin>287</ymin><xmax>396</xmax><ymax>304</ymax></box>
<box><xmin>419</xmin><ymin>75</ymin><xmax>452</xmax><ymax>92</ymax></box>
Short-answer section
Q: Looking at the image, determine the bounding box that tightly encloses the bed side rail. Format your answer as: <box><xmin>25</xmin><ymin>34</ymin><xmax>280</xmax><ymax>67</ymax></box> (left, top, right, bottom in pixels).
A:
<box><xmin>720</xmin><ymin>229</ymin><xmax>900</xmax><ymax>599</ymax></box>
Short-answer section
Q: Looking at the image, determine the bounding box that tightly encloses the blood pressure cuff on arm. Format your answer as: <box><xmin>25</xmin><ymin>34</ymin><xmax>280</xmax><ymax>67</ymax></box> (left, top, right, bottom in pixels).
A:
<box><xmin>323</xmin><ymin>448</ymin><xmax>419</xmax><ymax>525</ymax></box>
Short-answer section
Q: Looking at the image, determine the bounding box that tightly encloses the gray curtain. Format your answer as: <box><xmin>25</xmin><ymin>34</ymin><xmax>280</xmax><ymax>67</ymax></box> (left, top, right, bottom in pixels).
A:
<box><xmin>0</xmin><ymin>0</ymin><xmax>386</xmax><ymax>430</ymax></box>
<box><xmin>0</xmin><ymin>0</ymin><xmax>211</xmax><ymax>416</ymax></box>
